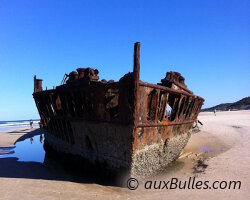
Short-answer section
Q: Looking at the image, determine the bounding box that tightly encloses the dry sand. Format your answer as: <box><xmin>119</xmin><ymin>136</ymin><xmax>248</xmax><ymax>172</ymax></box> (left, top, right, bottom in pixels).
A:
<box><xmin>0</xmin><ymin>110</ymin><xmax>249</xmax><ymax>200</ymax></box>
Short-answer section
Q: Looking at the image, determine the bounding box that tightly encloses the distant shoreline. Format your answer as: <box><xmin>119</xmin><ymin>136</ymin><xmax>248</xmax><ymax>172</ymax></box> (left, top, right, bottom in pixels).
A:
<box><xmin>201</xmin><ymin>108</ymin><xmax>250</xmax><ymax>112</ymax></box>
<box><xmin>202</xmin><ymin>97</ymin><xmax>250</xmax><ymax>112</ymax></box>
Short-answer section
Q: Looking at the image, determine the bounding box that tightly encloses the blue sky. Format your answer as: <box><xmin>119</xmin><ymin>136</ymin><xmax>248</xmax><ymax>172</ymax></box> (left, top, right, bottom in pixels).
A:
<box><xmin>0</xmin><ymin>0</ymin><xmax>249</xmax><ymax>120</ymax></box>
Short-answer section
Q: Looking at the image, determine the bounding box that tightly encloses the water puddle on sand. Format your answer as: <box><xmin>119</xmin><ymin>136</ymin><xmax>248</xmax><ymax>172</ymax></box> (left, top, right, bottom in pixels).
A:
<box><xmin>0</xmin><ymin>134</ymin><xmax>45</xmax><ymax>163</ymax></box>
<box><xmin>199</xmin><ymin>145</ymin><xmax>213</xmax><ymax>154</ymax></box>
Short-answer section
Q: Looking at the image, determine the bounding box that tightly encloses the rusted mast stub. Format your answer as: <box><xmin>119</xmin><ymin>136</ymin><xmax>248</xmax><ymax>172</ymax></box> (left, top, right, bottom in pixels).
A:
<box><xmin>132</xmin><ymin>42</ymin><xmax>140</xmax><ymax>155</ymax></box>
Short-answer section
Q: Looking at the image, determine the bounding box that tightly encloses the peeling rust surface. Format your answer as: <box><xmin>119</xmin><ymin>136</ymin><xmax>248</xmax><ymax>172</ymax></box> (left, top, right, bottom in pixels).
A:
<box><xmin>33</xmin><ymin>42</ymin><xmax>204</xmax><ymax>178</ymax></box>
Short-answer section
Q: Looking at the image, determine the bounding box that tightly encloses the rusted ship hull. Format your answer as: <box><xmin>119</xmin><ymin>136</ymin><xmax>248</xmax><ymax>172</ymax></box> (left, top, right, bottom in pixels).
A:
<box><xmin>33</xmin><ymin>42</ymin><xmax>204</xmax><ymax>178</ymax></box>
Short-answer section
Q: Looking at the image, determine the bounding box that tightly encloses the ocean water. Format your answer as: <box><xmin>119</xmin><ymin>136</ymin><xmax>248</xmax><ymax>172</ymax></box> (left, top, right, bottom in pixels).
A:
<box><xmin>0</xmin><ymin>120</ymin><xmax>40</xmax><ymax>132</ymax></box>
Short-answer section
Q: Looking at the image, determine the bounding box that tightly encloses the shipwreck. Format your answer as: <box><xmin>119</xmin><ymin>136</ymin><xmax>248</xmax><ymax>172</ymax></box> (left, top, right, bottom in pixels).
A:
<box><xmin>33</xmin><ymin>42</ymin><xmax>204</xmax><ymax>178</ymax></box>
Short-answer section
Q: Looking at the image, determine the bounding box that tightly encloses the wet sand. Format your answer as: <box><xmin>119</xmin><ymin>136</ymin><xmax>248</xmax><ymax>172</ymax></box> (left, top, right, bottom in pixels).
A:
<box><xmin>0</xmin><ymin>111</ymin><xmax>249</xmax><ymax>200</ymax></box>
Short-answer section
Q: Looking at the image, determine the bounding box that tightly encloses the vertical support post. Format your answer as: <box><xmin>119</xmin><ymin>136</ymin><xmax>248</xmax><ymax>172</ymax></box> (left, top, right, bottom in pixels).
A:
<box><xmin>133</xmin><ymin>42</ymin><xmax>140</xmax><ymax>83</ymax></box>
<box><xmin>34</xmin><ymin>75</ymin><xmax>37</xmax><ymax>93</ymax></box>
<box><xmin>133</xmin><ymin>42</ymin><xmax>140</xmax><ymax>124</ymax></box>
<box><xmin>132</xmin><ymin>42</ymin><xmax>140</xmax><ymax>154</ymax></box>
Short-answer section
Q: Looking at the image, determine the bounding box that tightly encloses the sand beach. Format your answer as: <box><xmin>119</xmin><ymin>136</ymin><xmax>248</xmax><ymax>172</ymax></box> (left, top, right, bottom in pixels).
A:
<box><xmin>0</xmin><ymin>110</ymin><xmax>249</xmax><ymax>200</ymax></box>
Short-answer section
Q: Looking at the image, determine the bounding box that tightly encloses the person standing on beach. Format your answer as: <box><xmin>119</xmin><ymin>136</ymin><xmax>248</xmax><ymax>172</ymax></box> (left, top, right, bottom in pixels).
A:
<box><xmin>214</xmin><ymin>109</ymin><xmax>216</xmax><ymax>116</ymax></box>
<box><xmin>30</xmin><ymin>119</ymin><xmax>33</xmax><ymax>129</ymax></box>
